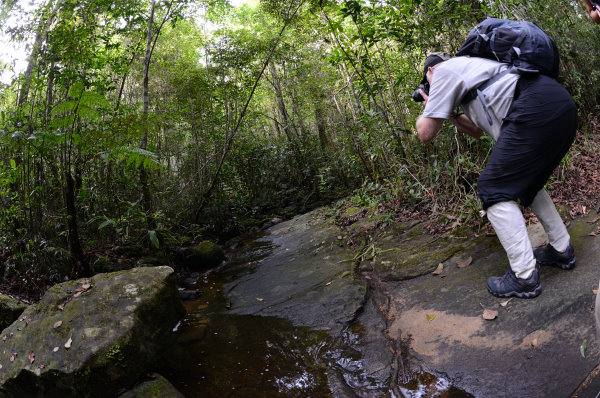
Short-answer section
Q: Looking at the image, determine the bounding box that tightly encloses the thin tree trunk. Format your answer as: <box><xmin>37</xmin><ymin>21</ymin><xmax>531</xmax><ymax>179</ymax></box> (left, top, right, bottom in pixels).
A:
<box><xmin>195</xmin><ymin>0</ymin><xmax>308</xmax><ymax>220</ymax></box>
<box><xmin>64</xmin><ymin>170</ymin><xmax>91</xmax><ymax>276</ymax></box>
<box><xmin>140</xmin><ymin>0</ymin><xmax>156</xmax><ymax>221</ymax></box>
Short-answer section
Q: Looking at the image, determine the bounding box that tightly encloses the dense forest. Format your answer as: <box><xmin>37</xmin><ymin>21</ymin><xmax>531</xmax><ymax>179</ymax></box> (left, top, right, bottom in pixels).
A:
<box><xmin>0</xmin><ymin>0</ymin><xmax>599</xmax><ymax>298</ymax></box>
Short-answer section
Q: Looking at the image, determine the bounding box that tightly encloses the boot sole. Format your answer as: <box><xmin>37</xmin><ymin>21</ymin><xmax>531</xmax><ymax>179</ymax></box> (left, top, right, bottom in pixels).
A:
<box><xmin>538</xmin><ymin>256</ymin><xmax>576</xmax><ymax>270</ymax></box>
<box><xmin>487</xmin><ymin>284</ymin><xmax>542</xmax><ymax>299</ymax></box>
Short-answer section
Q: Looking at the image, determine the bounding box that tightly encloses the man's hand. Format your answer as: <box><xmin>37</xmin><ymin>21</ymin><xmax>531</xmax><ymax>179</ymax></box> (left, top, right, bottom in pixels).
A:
<box><xmin>419</xmin><ymin>89</ymin><xmax>429</xmax><ymax>107</ymax></box>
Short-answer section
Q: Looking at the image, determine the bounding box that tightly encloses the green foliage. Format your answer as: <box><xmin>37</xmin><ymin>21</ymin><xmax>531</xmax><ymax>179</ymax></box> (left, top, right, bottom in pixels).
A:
<box><xmin>0</xmin><ymin>0</ymin><xmax>598</xmax><ymax>297</ymax></box>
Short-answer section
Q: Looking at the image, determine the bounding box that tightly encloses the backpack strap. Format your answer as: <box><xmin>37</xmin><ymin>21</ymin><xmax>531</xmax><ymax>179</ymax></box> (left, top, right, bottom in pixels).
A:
<box><xmin>462</xmin><ymin>68</ymin><xmax>518</xmax><ymax>126</ymax></box>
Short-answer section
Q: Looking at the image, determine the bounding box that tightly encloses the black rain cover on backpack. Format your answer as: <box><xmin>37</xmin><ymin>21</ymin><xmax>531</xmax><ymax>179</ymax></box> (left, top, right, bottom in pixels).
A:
<box><xmin>455</xmin><ymin>18</ymin><xmax>560</xmax><ymax>78</ymax></box>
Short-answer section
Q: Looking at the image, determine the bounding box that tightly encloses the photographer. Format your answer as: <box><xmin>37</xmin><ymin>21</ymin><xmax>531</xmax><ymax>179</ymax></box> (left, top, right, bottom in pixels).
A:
<box><xmin>582</xmin><ymin>0</ymin><xmax>600</xmax><ymax>24</ymax></box>
<box><xmin>416</xmin><ymin>53</ymin><xmax>577</xmax><ymax>299</ymax></box>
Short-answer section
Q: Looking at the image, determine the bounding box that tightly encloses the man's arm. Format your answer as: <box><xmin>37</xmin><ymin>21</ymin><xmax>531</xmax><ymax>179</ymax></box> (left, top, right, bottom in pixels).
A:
<box><xmin>416</xmin><ymin>116</ymin><xmax>444</xmax><ymax>143</ymax></box>
<box><xmin>448</xmin><ymin>113</ymin><xmax>483</xmax><ymax>139</ymax></box>
<box><xmin>416</xmin><ymin>114</ymin><xmax>483</xmax><ymax>143</ymax></box>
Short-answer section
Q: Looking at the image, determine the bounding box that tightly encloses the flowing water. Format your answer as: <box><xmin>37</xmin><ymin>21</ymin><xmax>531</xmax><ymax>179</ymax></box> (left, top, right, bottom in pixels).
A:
<box><xmin>155</xmin><ymin>236</ymin><xmax>472</xmax><ymax>397</ymax></box>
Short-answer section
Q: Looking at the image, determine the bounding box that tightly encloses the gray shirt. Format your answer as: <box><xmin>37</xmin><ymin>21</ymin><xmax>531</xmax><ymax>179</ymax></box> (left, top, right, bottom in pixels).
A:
<box><xmin>423</xmin><ymin>56</ymin><xmax>520</xmax><ymax>141</ymax></box>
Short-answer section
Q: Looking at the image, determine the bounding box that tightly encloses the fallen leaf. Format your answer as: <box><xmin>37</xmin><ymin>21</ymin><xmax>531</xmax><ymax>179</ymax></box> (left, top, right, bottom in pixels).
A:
<box><xmin>581</xmin><ymin>339</ymin><xmax>588</xmax><ymax>358</ymax></box>
<box><xmin>39</xmin><ymin>364</ymin><xmax>45</xmax><ymax>369</ymax></box>
<box><xmin>64</xmin><ymin>337</ymin><xmax>72</xmax><ymax>349</ymax></box>
<box><xmin>531</xmin><ymin>337</ymin><xmax>539</xmax><ymax>348</ymax></box>
<box><xmin>53</xmin><ymin>321</ymin><xmax>63</xmax><ymax>329</ymax></box>
<box><xmin>587</xmin><ymin>217</ymin><xmax>600</xmax><ymax>224</ymax></box>
<box><xmin>28</xmin><ymin>352</ymin><xmax>35</xmax><ymax>364</ymax></box>
<box><xmin>594</xmin><ymin>289</ymin><xmax>598</xmax><ymax>295</ymax></box>
<box><xmin>53</xmin><ymin>347</ymin><xmax>59</xmax><ymax>352</ymax></box>
<box><xmin>432</xmin><ymin>263</ymin><xmax>444</xmax><ymax>275</ymax></box>
<box><xmin>325</xmin><ymin>281</ymin><xmax>332</xmax><ymax>286</ymax></box>
<box><xmin>9</xmin><ymin>354</ymin><xmax>15</xmax><ymax>362</ymax></box>
<box><xmin>57</xmin><ymin>304</ymin><xmax>64</xmax><ymax>311</ymax></box>
<box><xmin>426</xmin><ymin>314</ymin><xmax>436</xmax><ymax>322</ymax></box>
<box><xmin>256</xmin><ymin>298</ymin><xmax>263</xmax><ymax>301</ymax></box>
<box><xmin>499</xmin><ymin>298</ymin><xmax>513</xmax><ymax>307</ymax></box>
<box><xmin>457</xmin><ymin>256</ymin><xmax>473</xmax><ymax>268</ymax></box>
<box><xmin>340</xmin><ymin>271</ymin><xmax>351</xmax><ymax>278</ymax></box>
<box><xmin>482</xmin><ymin>308</ymin><xmax>498</xmax><ymax>320</ymax></box>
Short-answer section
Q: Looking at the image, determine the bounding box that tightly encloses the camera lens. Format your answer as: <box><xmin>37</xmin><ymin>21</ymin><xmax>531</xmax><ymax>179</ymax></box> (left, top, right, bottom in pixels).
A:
<box><xmin>412</xmin><ymin>90</ymin><xmax>424</xmax><ymax>102</ymax></box>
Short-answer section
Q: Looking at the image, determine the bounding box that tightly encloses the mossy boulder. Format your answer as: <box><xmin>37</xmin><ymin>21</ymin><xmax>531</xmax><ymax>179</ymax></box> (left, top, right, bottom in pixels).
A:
<box><xmin>0</xmin><ymin>266</ymin><xmax>186</xmax><ymax>398</ymax></box>
<box><xmin>0</xmin><ymin>294</ymin><xmax>28</xmax><ymax>331</ymax></box>
<box><xmin>180</xmin><ymin>241</ymin><xmax>225</xmax><ymax>270</ymax></box>
<box><xmin>118</xmin><ymin>373</ymin><xmax>185</xmax><ymax>398</ymax></box>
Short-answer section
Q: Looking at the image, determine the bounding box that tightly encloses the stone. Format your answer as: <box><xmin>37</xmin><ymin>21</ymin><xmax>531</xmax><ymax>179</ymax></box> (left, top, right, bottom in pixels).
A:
<box><xmin>181</xmin><ymin>241</ymin><xmax>225</xmax><ymax>270</ymax></box>
<box><xmin>118</xmin><ymin>373</ymin><xmax>185</xmax><ymax>398</ymax></box>
<box><xmin>0</xmin><ymin>266</ymin><xmax>186</xmax><ymax>398</ymax></box>
<box><xmin>0</xmin><ymin>295</ymin><xmax>28</xmax><ymax>331</ymax></box>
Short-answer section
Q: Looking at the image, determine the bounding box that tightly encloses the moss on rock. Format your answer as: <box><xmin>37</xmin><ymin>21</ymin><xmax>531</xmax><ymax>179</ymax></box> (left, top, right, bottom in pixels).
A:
<box><xmin>185</xmin><ymin>241</ymin><xmax>225</xmax><ymax>270</ymax></box>
<box><xmin>118</xmin><ymin>374</ymin><xmax>185</xmax><ymax>398</ymax></box>
<box><xmin>0</xmin><ymin>294</ymin><xmax>28</xmax><ymax>331</ymax></box>
<box><xmin>0</xmin><ymin>266</ymin><xmax>186</xmax><ymax>398</ymax></box>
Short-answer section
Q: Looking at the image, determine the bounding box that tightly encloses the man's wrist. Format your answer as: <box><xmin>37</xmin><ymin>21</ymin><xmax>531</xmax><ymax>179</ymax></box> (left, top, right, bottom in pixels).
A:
<box><xmin>450</xmin><ymin>109</ymin><xmax>464</xmax><ymax>119</ymax></box>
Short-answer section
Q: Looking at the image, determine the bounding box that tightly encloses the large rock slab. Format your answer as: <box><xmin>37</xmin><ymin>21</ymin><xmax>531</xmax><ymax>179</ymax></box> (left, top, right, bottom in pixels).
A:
<box><xmin>384</xmin><ymin>214</ymin><xmax>600</xmax><ymax>397</ymax></box>
<box><xmin>0</xmin><ymin>266</ymin><xmax>185</xmax><ymax>398</ymax></box>
<box><xmin>224</xmin><ymin>209</ymin><xmax>367</xmax><ymax>335</ymax></box>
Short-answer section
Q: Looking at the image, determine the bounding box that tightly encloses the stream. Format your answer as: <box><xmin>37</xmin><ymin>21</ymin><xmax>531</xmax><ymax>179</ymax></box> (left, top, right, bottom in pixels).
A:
<box><xmin>154</xmin><ymin>234</ymin><xmax>473</xmax><ymax>397</ymax></box>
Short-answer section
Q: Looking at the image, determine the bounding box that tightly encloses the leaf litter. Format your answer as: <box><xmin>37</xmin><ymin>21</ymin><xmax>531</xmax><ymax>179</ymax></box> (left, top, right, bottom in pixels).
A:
<box><xmin>457</xmin><ymin>256</ymin><xmax>472</xmax><ymax>268</ymax></box>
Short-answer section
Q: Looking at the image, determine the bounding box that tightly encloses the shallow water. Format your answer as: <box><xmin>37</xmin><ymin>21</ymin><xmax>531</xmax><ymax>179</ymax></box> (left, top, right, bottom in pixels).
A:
<box><xmin>156</xmin><ymin>236</ymin><xmax>472</xmax><ymax>397</ymax></box>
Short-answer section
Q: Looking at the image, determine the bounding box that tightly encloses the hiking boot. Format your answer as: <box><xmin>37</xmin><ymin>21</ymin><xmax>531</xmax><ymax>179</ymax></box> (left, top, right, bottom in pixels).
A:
<box><xmin>534</xmin><ymin>243</ymin><xmax>576</xmax><ymax>270</ymax></box>
<box><xmin>487</xmin><ymin>268</ymin><xmax>542</xmax><ymax>298</ymax></box>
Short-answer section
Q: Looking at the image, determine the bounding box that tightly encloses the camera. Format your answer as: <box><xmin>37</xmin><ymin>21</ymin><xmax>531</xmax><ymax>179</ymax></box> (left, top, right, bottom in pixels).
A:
<box><xmin>411</xmin><ymin>83</ymin><xmax>429</xmax><ymax>102</ymax></box>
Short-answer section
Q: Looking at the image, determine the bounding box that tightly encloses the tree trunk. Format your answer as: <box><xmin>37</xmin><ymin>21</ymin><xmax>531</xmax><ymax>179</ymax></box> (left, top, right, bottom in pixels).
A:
<box><xmin>64</xmin><ymin>170</ymin><xmax>91</xmax><ymax>276</ymax></box>
<box><xmin>140</xmin><ymin>0</ymin><xmax>156</xmax><ymax>221</ymax></box>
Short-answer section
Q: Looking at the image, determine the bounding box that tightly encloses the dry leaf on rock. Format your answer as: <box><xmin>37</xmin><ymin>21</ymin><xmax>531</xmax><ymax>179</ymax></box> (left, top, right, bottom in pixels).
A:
<box><xmin>28</xmin><ymin>352</ymin><xmax>35</xmax><ymax>364</ymax></box>
<box><xmin>594</xmin><ymin>289</ymin><xmax>598</xmax><ymax>295</ymax></box>
<box><xmin>482</xmin><ymin>308</ymin><xmax>498</xmax><ymax>320</ymax></box>
<box><xmin>426</xmin><ymin>314</ymin><xmax>436</xmax><ymax>322</ymax></box>
<box><xmin>53</xmin><ymin>321</ymin><xmax>62</xmax><ymax>329</ymax></box>
<box><xmin>457</xmin><ymin>257</ymin><xmax>472</xmax><ymax>268</ymax></box>
<box><xmin>499</xmin><ymin>298</ymin><xmax>513</xmax><ymax>307</ymax></box>
<box><xmin>432</xmin><ymin>263</ymin><xmax>444</xmax><ymax>275</ymax></box>
<box><xmin>53</xmin><ymin>347</ymin><xmax>59</xmax><ymax>353</ymax></box>
<box><xmin>64</xmin><ymin>337</ymin><xmax>72</xmax><ymax>349</ymax></box>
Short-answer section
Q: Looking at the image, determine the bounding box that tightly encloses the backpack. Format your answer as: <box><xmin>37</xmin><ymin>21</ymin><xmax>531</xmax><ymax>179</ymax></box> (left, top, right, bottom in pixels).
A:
<box><xmin>455</xmin><ymin>18</ymin><xmax>560</xmax><ymax>78</ymax></box>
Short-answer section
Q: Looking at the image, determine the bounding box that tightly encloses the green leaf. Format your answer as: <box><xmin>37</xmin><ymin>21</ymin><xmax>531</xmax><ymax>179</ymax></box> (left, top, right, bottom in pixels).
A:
<box><xmin>581</xmin><ymin>339</ymin><xmax>588</xmax><ymax>358</ymax></box>
<box><xmin>9</xmin><ymin>159</ymin><xmax>16</xmax><ymax>169</ymax></box>
<box><xmin>148</xmin><ymin>230</ymin><xmax>159</xmax><ymax>249</ymax></box>
<box><xmin>98</xmin><ymin>219</ymin><xmax>115</xmax><ymax>229</ymax></box>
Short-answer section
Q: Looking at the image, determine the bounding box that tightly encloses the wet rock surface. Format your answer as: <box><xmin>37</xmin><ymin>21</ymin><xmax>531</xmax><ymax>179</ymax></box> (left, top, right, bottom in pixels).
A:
<box><xmin>224</xmin><ymin>210</ymin><xmax>367</xmax><ymax>335</ymax></box>
<box><xmin>221</xmin><ymin>207</ymin><xmax>600</xmax><ymax>397</ymax></box>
